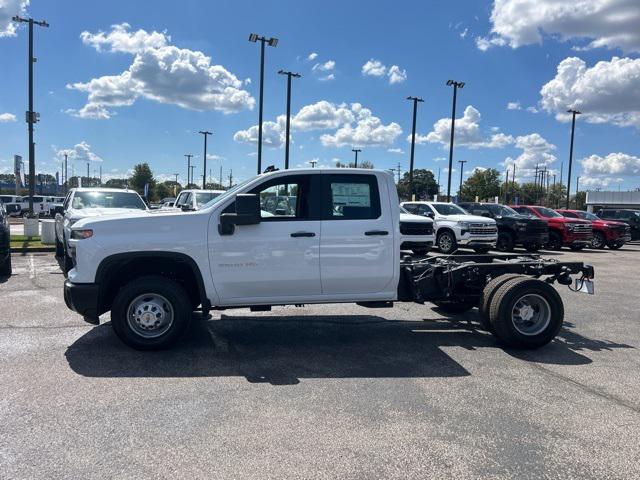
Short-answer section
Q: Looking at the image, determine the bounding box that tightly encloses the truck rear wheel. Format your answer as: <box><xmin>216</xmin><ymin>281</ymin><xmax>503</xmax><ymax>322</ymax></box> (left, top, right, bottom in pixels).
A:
<box><xmin>478</xmin><ymin>274</ymin><xmax>523</xmax><ymax>332</ymax></box>
<box><xmin>111</xmin><ymin>275</ymin><xmax>192</xmax><ymax>350</ymax></box>
<box><xmin>489</xmin><ymin>277</ymin><xmax>564</xmax><ymax>349</ymax></box>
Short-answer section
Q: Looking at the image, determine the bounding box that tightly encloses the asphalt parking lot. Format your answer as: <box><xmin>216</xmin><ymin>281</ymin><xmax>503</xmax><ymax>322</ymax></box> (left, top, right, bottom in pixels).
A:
<box><xmin>1</xmin><ymin>246</ymin><xmax>639</xmax><ymax>479</ymax></box>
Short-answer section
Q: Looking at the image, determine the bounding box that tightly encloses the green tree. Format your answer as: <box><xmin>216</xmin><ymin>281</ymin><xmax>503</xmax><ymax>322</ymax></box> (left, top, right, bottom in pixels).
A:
<box><xmin>335</xmin><ymin>160</ymin><xmax>375</xmax><ymax>169</ymax></box>
<box><xmin>460</xmin><ymin>168</ymin><xmax>501</xmax><ymax>202</ymax></box>
<box><xmin>204</xmin><ymin>182</ymin><xmax>225</xmax><ymax>190</ymax></box>
<box><xmin>397</xmin><ymin>169</ymin><xmax>439</xmax><ymax>201</ymax></box>
<box><xmin>130</xmin><ymin>163</ymin><xmax>156</xmax><ymax>197</ymax></box>
<box><xmin>104</xmin><ymin>178</ymin><xmax>129</xmax><ymax>189</ymax></box>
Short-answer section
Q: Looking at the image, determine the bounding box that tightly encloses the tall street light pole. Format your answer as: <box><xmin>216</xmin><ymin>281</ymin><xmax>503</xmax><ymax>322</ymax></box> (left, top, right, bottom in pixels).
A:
<box><xmin>278</xmin><ymin>70</ymin><xmax>301</xmax><ymax>170</ymax></box>
<box><xmin>565</xmin><ymin>109</ymin><xmax>581</xmax><ymax>209</ymax></box>
<box><xmin>13</xmin><ymin>15</ymin><xmax>49</xmax><ymax>215</ymax></box>
<box><xmin>184</xmin><ymin>154</ymin><xmax>193</xmax><ymax>186</ymax></box>
<box><xmin>446</xmin><ymin>79</ymin><xmax>464</xmax><ymax>202</ymax></box>
<box><xmin>458</xmin><ymin>160</ymin><xmax>467</xmax><ymax>199</ymax></box>
<box><xmin>249</xmin><ymin>33</ymin><xmax>278</xmax><ymax>174</ymax></box>
<box><xmin>64</xmin><ymin>153</ymin><xmax>68</xmax><ymax>194</ymax></box>
<box><xmin>351</xmin><ymin>148</ymin><xmax>362</xmax><ymax>168</ymax></box>
<box><xmin>198</xmin><ymin>131</ymin><xmax>212</xmax><ymax>189</ymax></box>
<box><xmin>189</xmin><ymin>165</ymin><xmax>195</xmax><ymax>186</ymax></box>
<box><xmin>407</xmin><ymin>96</ymin><xmax>424</xmax><ymax>200</ymax></box>
<box><xmin>173</xmin><ymin>173</ymin><xmax>179</xmax><ymax>196</ymax></box>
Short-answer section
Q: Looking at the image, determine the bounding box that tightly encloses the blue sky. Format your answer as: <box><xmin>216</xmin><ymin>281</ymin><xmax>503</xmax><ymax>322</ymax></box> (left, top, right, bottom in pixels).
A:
<box><xmin>0</xmin><ymin>0</ymin><xmax>639</xmax><ymax>190</ymax></box>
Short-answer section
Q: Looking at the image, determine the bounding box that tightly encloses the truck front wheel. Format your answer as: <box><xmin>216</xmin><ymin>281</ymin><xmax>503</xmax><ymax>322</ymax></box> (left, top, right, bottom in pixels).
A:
<box><xmin>496</xmin><ymin>232</ymin><xmax>515</xmax><ymax>252</ymax></box>
<box><xmin>437</xmin><ymin>231</ymin><xmax>457</xmax><ymax>254</ymax></box>
<box><xmin>546</xmin><ymin>231</ymin><xmax>563</xmax><ymax>250</ymax></box>
<box><xmin>489</xmin><ymin>277</ymin><xmax>564</xmax><ymax>349</ymax></box>
<box><xmin>111</xmin><ymin>275</ymin><xmax>192</xmax><ymax>350</ymax></box>
<box><xmin>590</xmin><ymin>231</ymin><xmax>606</xmax><ymax>249</ymax></box>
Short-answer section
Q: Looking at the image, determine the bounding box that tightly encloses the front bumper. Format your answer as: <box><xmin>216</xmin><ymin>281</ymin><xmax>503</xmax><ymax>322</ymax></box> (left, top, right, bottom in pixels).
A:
<box><xmin>458</xmin><ymin>235</ymin><xmax>497</xmax><ymax>247</ymax></box>
<box><xmin>63</xmin><ymin>280</ymin><xmax>100</xmax><ymax>325</ymax></box>
<box><xmin>515</xmin><ymin>230</ymin><xmax>548</xmax><ymax>245</ymax></box>
<box><xmin>401</xmin><ymin>240</ymin><xmax>434</xmax><ymax>251</ymax></box>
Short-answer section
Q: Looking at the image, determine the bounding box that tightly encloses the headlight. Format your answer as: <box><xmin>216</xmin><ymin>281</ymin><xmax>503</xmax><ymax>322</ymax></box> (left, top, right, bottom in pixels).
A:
<box><xmin>457</xmin><ymin>221</ymin><xmax>471</xmax><ymax>228</ymax></box>
<box><xmin>515</xmin><ymin>221</ymin><xmax>528</xmax><ymax>227</ymax></box>
<box><xmin>70</xmin><ymin>229</ymin><xmax>93</xmax><ymax>240</ymax></box>
<box><xmin>566</xmin><ymin>223</ymin><xmax>575</xmax><ymax>231</ymax></box>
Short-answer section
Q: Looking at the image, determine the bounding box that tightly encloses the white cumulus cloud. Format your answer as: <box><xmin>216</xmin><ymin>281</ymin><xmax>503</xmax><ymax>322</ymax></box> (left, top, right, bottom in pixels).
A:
<box><xmin>312</xmin><ymin>60</ymin><xmax>335</xmax><ymax>72</ymax></box>
<box><xmin>507</xmin><ymin>101</ymin><xmax>521</xmax><ymax>110</ymax></box>
<box><xmin>503</xmin><ymin>133</ymin><xmax>557</xmax><ymax>179</ymax></box>
<box><xmin>320</xmin><ymin>103</ymin><xmax>402</xmax><ymax>147</ymax></box>
<box><xmin>387</xmin><ymin>65</ymin><xmax>407</xmax><ymax>84</ymax></box>
<box><xmin>0</xmin><ymin>0</ymin><xmax>29</xmax><ymax>37</ymax></box>
<box><xmin>307</xmin><ymin>52</ymin><xmax>318</xmax><ymax>61</ymax></box>
<box><xmin>67</xmin><ymin>23</ymin><xmax>254</xmax><ymax>119</ymax></box>
<box><xmin>581</xmin><ymin>152</ymin><xmax>640</xmax><ymax>176</ymax></box>
<box><xmin>361</xmin><ymin>59</ymin><xmax>407</xmax><ymax>84</ymax></box>
<box><xmin>418</xmin><ymin>105</ymin><xmax>514</xmax><ymax>149</ymax></box>
<box><xmin>477</xmin><ymin>0</ymin><xmax>640</xmax><ymax>53</ymax></box>
<box><xmin>0</xmin><ymin>112</ymin><xmax>16</xmax><ymax>122</ymax></box>
<box><xmin>540</xmin><ymin>56</ymin><xmax>640</xmax><ymax>128</ymax></box>
<box><xmin>54</xmin><ymin>141</ymin><xmax>103</xmax><ymax>163</ymax></box>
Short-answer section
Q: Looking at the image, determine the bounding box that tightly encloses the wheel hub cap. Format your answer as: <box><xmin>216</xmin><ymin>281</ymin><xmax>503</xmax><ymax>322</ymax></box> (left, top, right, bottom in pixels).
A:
<box><xmin>127</xmin><ymin>293</ymin><xmax>174</xmax><ymax>338</ymax></box>
<box><xmin>511</xmin><ymin>294</ymin><xmax>551</xmax><ymax>336</ymax></box>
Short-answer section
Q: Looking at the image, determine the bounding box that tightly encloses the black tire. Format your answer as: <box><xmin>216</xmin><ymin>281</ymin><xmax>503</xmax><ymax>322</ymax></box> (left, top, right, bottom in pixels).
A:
<box><xmin>590</xmin><ymin>231</ymin><xmax>605</xmax><ymax>249</ymax></box>
<box><xmin>546</xmin><ymin>231</ymin><xmax>563</xmax><ymax>250</ymax></box>
<box><xmin>411</xmin><ymin>248</ymin><xmax>430</xmax><ymax>256</ymax></box>
<box><xmin>111</xmin><ymin>275</ymin><xmax>192</xmax><ymax>350</ymax></box>
<box><xmin>478</xmin><ymin>274</ymin><xmax>523</xmax><ymax>332</ymax></box>
<box><xmin>437</xmin><ymin>230</ymin><xmax>457</xmax><ymax>254</ymax></box>
<box><xmin>473</xmin><ymin>247</ymin><xmax>491</xmax><ymax>254</ymax></box>
<box><xmin>0</xmin><ymin>253</ymin><xmax>11</xmax><ymax>277</ymax></box>
<box><xmin>55</xmin><ymin>236</ymin><xmax>64</xmax><ymax>257</ymax></box>
<box><xmin>496</xmin><ymin>232</ymin><xmax>515</xmax><ymax>252</ymax></box>
<box><xmin>489</xmin><ymin>277</ymin><xmax>564</xmax><ymax>349</ymax></box>
<box><xmin>608</xmin><ymin>243</ymin><xmax>623</xmax><ymax>250</ymax></box>
<box><xmin>524</xmin><ymin>243</ymin><xmax>541</xmax><ymax>252</ymax></box>
<box><xmin>63</xmin><ymin>246</ymin><xmax>74</xmax><ymax>276</ymax></box>
<box><xmin>433</xmin><ymin>300</ymin><xmax>476</xmax><ymax>314</ymax></box>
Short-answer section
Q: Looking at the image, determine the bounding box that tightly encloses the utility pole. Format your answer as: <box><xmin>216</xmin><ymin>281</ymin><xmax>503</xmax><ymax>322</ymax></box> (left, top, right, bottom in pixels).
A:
<box><xmin>458</xmin><ymin>160</ymin><xmax>467</xmax><ymax>199</ymax></box>
<box><xmin>63</xmin><ymin>153</ymin><xmax>68</xmax><ymax>194</ymax></box>
<box><xmin>189</xmin><ymin>165</ymin><xmax>195</xmax><ymax>186</ymax></box>
<box><xmin>407</xmin><ymin>96</ymin><xmax>424</xmax><ymax>200</ymax></box>
<box><xmin>576</xmin><ymin>176</ymin><xmax>580</xmax><ymax>208</ymax></box>
<box><xmin>185</xmin><ymin>154</ymin><xmax>193</xmax><ymax>186</ymax></box>
<box><xmin>566</xmin><ymin>109</ymin><xmax>581</xmax><ymax>209</ymax></box>
<box><xmin>13</xmin><ymin>15</ymin><xmax>49</xmax><ymax>215</ymax></box>
<box><xmin>99</xmin><ymin>165</ymin><xmax>102</xmax><ymax>186</ymax></box>
<box><xmin>351</xmin><ymin>148</ymin><xmax>361</xmax><ymax>168</ymax></box>
<box><xmin>86</xmin><ymin>162</ymin><xmax>90</xmax><ymax>186</ymax></box>
<box><xmin>173</xmin><ymin>173</ymin><xmax>179</xmax><ymax>196</ymax></box>
<box><xmin>511</xmin><ymin>164</ymin><xmax>517</xmax><ymax>204</ymax></box>
<box><xmin>504</xmin><ymin>169</ymin><xmax>510</xmax><ymax>204</ymax></box>
<box><xmin>446</xmin><ymin>79</ymin><xmax>464</xmax><ymax>201</ymax></box>
<box><xmin>249</xmin><ymin>33</ymin><xmax>278</xmax><ymax>174</ymax></box>
<box><xmin>228</xmin><ymin>169</ymin><xmax>233</xmax><ymax>188</ymax></box>
<box><xmin>437</xmin><ymin>167</ymin><xmax>441</xmax><ymax>196</ymax></box>
<box><xmin>219</xmin><ymin>164</ymin><xmax>223</xmax><ymax>188</ymax></box>
<box><xmin>278</xmin><ymin>70</ymin><xmax>301</xmax><ymax>169</ymax></box>
<box><xmin>198</xmin><ymin>131</ymin><xmax>212</xmax><ymax>189</ymax></box>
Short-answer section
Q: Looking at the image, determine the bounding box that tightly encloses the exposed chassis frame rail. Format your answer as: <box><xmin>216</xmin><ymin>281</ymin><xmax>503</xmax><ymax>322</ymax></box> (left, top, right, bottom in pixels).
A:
<box><xmin>399</xmin><ymin>253</ymin><xmax>594</xmax><ymax>304</ymax></box>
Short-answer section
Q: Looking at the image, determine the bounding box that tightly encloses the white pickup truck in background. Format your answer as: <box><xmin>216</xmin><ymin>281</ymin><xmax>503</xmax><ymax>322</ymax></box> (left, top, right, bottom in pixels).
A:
<box><xmin>63</xmin><ymin>168</ymin><xmax>594</xmax><ymax>351</ymax></box>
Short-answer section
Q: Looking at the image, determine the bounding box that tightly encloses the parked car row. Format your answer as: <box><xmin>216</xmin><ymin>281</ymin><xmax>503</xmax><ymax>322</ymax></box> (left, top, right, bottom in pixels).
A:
<box><xmin>0</xmin><ymin>194</ymin><xmax>66</xmax><ymax>218</ymax></box>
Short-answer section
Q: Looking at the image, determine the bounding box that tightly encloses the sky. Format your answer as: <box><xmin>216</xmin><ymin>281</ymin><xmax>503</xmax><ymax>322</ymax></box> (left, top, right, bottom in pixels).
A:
<box><xmin>0</xmin><ymin>0</ymin><xmax>639</xmax><ymax>191</ymax></box>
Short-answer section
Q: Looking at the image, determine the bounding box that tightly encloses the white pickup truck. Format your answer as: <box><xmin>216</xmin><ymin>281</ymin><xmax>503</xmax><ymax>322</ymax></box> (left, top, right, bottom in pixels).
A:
<box><xmin>63</xmin><ymin>168</ymin><xmax>594</xmax><ymax>351</ymax></box>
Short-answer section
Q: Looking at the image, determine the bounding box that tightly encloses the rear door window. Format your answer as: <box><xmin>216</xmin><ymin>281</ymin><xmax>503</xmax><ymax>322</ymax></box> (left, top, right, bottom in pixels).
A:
<box><xmin>322</xmin><ymin>174</ymin><xmax>380</xmax><ymax>220</ymax></box>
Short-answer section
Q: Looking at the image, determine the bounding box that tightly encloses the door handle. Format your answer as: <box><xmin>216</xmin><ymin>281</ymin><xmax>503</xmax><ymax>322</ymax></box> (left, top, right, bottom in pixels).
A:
<box><xmin>290</xmin><ymin>231</ymin><xmax>316</xmax><ymax>238</ymax></box>
<box><xmin>365</xmin><ymin>230</ymin><xmax>389</xmax><ymax>236</ymax></box>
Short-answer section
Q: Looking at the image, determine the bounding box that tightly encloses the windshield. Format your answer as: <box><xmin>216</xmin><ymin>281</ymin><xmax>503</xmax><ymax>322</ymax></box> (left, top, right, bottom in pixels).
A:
<box><xmin>485</xmin><ymin>204</ymin><xmax>518</xmax><ymax>216</ymax></box>
<box><xmin>534</xmin><ymin>206</ymin><xmax>562</xmax><ymax>218</ymax></box>
<box><xmin>432</xmin><ymin>203</ymin><xmax>467</xmax><ymax>216</ymax></box>
<box><xmin>576</xmin><ymin>211</ymin><xmax>598</xmax><ymax>221</ymax></box>
<box><xmin>195</xmin><ymin>191</ymin><xmax>222</xmax><ymax>207</ymax></box>
<box><xmin>72</xmin><ymin>191</ymin><xmax>147</xmax><ymax>210</ymax></box>
<box><xmin>198</xmin><ymin>176</ymin><xmax>258</xmax><ymax>209</ymax></box>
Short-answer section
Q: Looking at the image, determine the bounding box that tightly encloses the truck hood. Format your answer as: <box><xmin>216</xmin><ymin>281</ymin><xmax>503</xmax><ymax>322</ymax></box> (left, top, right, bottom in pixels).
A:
<box><xmin>70</xmin><ymin>207</ymin><xmax>148</xmax><ymax>220</ymax></box>
<box><xmin>437</xmin><ymin>214</ymin><xmax>496</xmax><ymax>224</ymax></box>
<box><xmin>547</xmin><ymin>216</ymin><xmax>590</xmax><ymax>225</ymax></box>
<box><xmin>400</xmin><ymin>212</ymin><xmax>433</xmax><ymax>224</ymax></box>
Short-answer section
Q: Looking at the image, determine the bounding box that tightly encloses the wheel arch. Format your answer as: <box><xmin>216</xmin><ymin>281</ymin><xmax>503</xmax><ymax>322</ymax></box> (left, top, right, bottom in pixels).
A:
<box><xmin>95</xmin><ymin>252</ymin><xmax>210</xmax><ymax>316</ymax></box>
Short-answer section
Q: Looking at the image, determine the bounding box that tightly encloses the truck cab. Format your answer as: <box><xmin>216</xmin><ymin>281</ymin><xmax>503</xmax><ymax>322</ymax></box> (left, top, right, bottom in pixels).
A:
<box><xmin>400</xmin><ymin>201</ymin><xmax>497</xmax><ymax>254</ymax></box>
<box><xmin>458</xmin><ymin>202</ymin><xmax>548</xmax><ymax>252</ymax></box>
<box><xmin>510</xmin><ymin>205</ymin><xmax>592</xmax><ymax>250</ymax></box>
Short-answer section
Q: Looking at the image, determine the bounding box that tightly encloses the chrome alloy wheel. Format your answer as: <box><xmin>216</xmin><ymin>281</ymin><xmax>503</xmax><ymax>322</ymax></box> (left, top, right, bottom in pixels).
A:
<box><xmin>511</xmin><ymin>294</ymin><xmax>551</xmax><ymax>336</ymax></box>
<box><xmin>438</xmin><ymin>233</ymin><xmax>453</xmax><ymax>252</ymax></box>
<box><xmin>126</xmin><ymin>293</ymin><xmax>175</xmax><ymax>339</ymax></box>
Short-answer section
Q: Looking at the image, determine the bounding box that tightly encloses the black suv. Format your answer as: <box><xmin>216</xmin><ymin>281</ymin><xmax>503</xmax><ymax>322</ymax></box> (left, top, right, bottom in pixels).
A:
<box><xmin>0</xmin><ymin>203</ymin><xmax>11</xmax><ymax>276</ymax></box>
<box><xmin>457</xmin><ymin>202</ymin><xmax>548</xmax><ymax>252</ymax></box>
<box><xmin>597</xmin><ymin>209</ymin><xmax>640</xmax><ymax>240</ymax></box>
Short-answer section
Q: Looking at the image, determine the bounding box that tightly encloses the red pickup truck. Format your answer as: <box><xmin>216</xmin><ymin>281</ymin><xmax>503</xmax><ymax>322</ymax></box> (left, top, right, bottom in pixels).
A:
<box><xmin>510</xmin><ymin>205</ymin><xmax>592</xmax><ymax>250</ymax></box>
<box><xmin>556</xmin><ymin>209</ymin><xmax>631</xmax><ymax>249</ymax></box>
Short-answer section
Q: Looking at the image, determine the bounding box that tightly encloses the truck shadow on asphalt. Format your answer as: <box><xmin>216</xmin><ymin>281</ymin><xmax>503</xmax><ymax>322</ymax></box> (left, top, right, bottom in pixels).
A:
<box><xmin>64</xmin><ymin>315</ymin><xmax>633</xmax><ymax>385</ymax></box>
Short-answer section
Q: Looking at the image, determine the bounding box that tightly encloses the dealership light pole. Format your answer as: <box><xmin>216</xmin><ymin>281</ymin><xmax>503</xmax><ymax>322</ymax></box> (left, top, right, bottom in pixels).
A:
<box><xmin>63</xmin><ymin>153</ymin><xmax>68</xmax><ymax>194</ymax></box>
<box><xmin>184</xmin><ymin>154</ymin><xmax>193</xmax><ymax>186</ymax></box>
<box><xmin>278</xmin><ymin>70</ymin><xmax>301</xmax><ymax>170</ymax></box>
<box><xmin>407</xmin><ymin>96</ymin><xmax>424</xmax><ymax>200</ymax></box>
<box><xmin>566</xmin><ymin>109</ymin><xmax>581</xmax><ymax>209</ymax></box>
<box><xmin>13</xmin><ymin>15</ymin><xmax>49</xmax><ymax>215</ymax></box>
<box><xmin>458</xmin><ymin>160</ymin><xmax>467</xmax><ymax>199</ymax></box>
<box><xmin>198</xmin><ymin>131</ymin><xmax>211</xmax><ymax>189</ymax></box>
<box><xmin>445</xmin><ymin>79</ymin><xmax>464</xmax><ymax>201</ymax></box>
<box><xmin>249</xmin><ymin>33</ymin><xmax>278</xmax><ymax>174</ymax></box>
<box><xmin>189</xmin><ymin>165</ymin><xmax>195</xmax><ymax>186</ymax></box>
<box><xmin>352</xmin><ymin>148</ymin><xmax>361</xmax><ymax>167</ymax></box>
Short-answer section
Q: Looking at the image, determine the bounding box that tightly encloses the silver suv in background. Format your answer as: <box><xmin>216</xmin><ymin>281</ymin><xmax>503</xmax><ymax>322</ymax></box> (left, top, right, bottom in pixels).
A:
<box><xmin>173</xmin><ymin>189</ymin><xmax>226</xmax><ymax>211</ymax></box>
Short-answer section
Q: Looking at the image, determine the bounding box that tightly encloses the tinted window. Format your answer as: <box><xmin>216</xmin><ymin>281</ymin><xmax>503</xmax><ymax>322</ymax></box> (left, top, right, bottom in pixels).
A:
<box><xmin>250</xmin><ymin>175</ymin><xmax>308</xmax><ymax>220</ymax></box>
<box><xmin>71</xmin><ymin>191</ymin><xmax>146</xmax><ymax>209</ymax></box>
<box><xmin>403</xmin><ymin>203</ymin><xmax>419</xmax><ymax>214</ymax></box>
<box><xmin>561</xmin><ymin>211</ymin><xmax>579</xmax><ymax>218</ymax></box>
<box><xmin>533</xmin><ymin>206</ymin><xmax>562</xmax><ymax>218</ymax></box>
<box><xmin>432</xmin><ymin>203</ymin><xmax>467</xmax><ymax>215</ymax></box>
<box><xmin>323</xmin><ymin>174</ymin><xmax>380</xmax><ymax>220</ymax></box>
<box><xmin>485</xmin><ymin>204</ymin><xmax>518</xmax><ymax>216</ymax></box>
<box><xmin>195</xmin><ymin>191</ymin><xmax>221</xmax><ymax>207</ymax></box>
<box><xmin>175</xmin><ymin>192</ymin><xmax>188</xmax><ymax>207</ymax></box>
